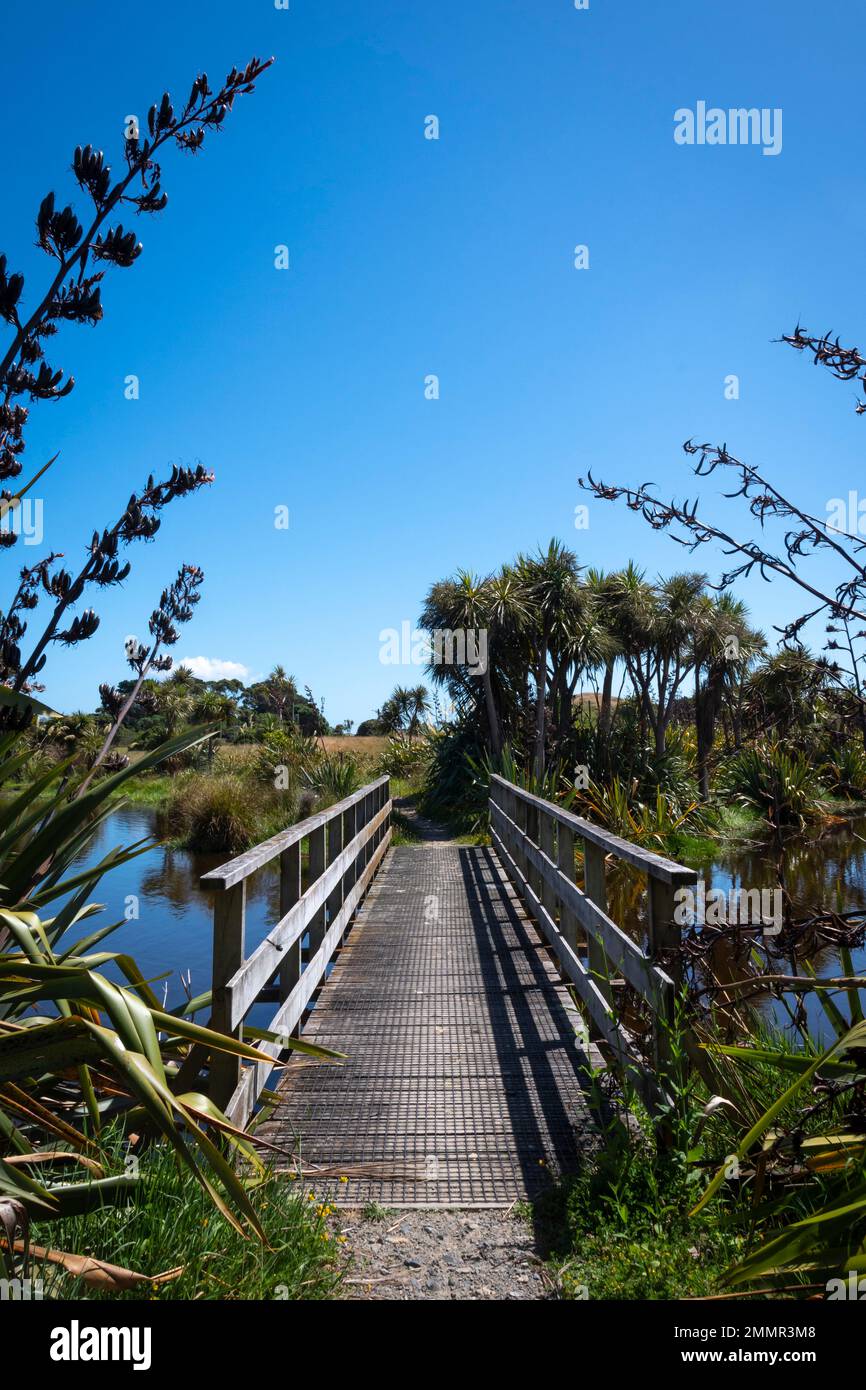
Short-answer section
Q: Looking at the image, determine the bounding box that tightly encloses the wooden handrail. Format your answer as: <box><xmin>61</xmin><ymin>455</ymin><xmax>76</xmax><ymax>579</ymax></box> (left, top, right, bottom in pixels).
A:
<box><xmin>224</xmin><ymin>802</ymin><xmax>391</xmax><ymax>1027</ymax></box>
<box><xmin>492</xmin><ymin>797</ymin><xmax>673</xmax><ymax>1013</ymax></box>
<box><xmin>201</xmin><ymin>776</ymin><xmax>392</xmax><ymax>1127</ymax></box>
<box><xmin>489</xmin><ymin>777</ymin><xmax>697</xmax><ymax>1135</ymax></box>
<box><xmin>200</xmin><ymin>775</ymin><xmax>390</xmax><ymax>890</ymax></box>
<box><xmin>489</xmin><ymin>774</ymin><xmax>696</xmax><ymax>885</ymax></box>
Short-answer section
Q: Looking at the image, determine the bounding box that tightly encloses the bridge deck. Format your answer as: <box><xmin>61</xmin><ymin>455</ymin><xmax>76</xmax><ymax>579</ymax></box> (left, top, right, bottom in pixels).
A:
<box><xmin>257</xmin><ymin>844</ymin><xmax>602</xmax><ymax>1207</ymax></box>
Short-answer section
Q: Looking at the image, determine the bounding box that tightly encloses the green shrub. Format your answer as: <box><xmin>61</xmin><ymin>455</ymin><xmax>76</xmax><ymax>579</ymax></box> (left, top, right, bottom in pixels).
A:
<box><xmin>723</xmin><ymin>742</ymin><xmax>827</xmax><ymax>829</ymax></box>
<box><xmin>822</xmin><ymin>741</ymin><xmax>866</xmax><ymax>799</ymax></box>
<box><xmin>376</xmin><ymin>734</ymin><xmax>431</xmax><ymax>780</ymax></box>
<box><xmin>306</xmin><ymin>752</ymin><xmax>361</xmax><ymax>801</ymax></box>
<box><xmin>419</xmin><ymin>726</ymin><xmax>489</xmax><ymax>831</ymax></box>
<box><xmin>536</xmin><ymin>1130</ymin><xmax>742</xmax><ymax>1300</ymax></box>
<box><xmin>162</xmin><ymin>773</ymin><xmax>293</xmax><ymax>851</ymax></box>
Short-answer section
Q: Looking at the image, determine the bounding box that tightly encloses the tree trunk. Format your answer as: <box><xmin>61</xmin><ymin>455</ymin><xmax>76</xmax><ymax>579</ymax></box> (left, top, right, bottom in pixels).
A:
<box><xmin>599</xmin><ymin>659</ymin><xmax>614</xmax><ymax>739</ymax></box>
<box><xmin>654</xmin><ymin>713</ymin><xmax>667</xmax><ymax>759</ymax></box>
<box><xmin>696</xmin><ymin>665</ymin><xmax>724</xmax><ymax>801</ymax></box>
<box><xmin>482</xmin><ymin>665</ymin><xmax>501</xmax><ymax>758</ymax></box>
<box><xmin>533</xmin><ymin>646</ymin><xmax>547</xmax><ymax>781</ymax></box>
<box><xmin>694</xmin><ymin>663</ymin><xmax>709</xmax><ymax>801</ymax></box>
<box><xmin>554</xmin><ymin>661</ymin><xmax>574</xmax><ymax>749</ymax></box>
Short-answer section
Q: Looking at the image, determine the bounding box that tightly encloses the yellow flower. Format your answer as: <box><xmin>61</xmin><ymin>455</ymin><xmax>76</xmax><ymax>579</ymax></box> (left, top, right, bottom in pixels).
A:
<box><xmin>339</xmin><ymin>1176</ymin><xmax>348</xmax><ymax>1184</ymax></box>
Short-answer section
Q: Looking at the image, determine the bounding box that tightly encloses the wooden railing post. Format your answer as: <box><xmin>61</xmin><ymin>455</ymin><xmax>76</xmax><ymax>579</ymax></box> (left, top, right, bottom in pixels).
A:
<box><xmin>201</xmin><ymin>776</ymin><xmax>390</xmax><ymax>1125</ymax></box>
<box><xmin>326</xmin><ymin>809</ymin><xmax>345</xmax><ymax>939</ymax></box>
<box><xmin>647</xmin><ymin>874</ymin><xmax>681</xmax><ymax>970</ymax></box>
<box><xmin>525</xmin><ymin>800</ymin><xmax>540</xmax><ymax>903</ymax></box>
<box><xmin>486</xmin><ymin>776</ymin><xmax>697</xmax><ymax>1140</ymax></box>
<box><xmin>556</xmin><ymin>821</ymin><xmax>578</xmax><ymax>958</ymax></box>
<box><xmin>539</xmin><ymin>808</ymin><xmax>557</xmax><ymax>921</ymax></box>
<box><xmin>583</xmin><ymin>839</ymin><xmax>612</xmax><ymax>1033</ymax></box>
<box><xmin>648</xmin><ymin>873</ymin><xmax>681</xmax><ymax>1140</ymax></box>
<box><xmin>308</xmin><ymin>824</ymin><xmax>326</xmax><ymax>955</ymax></box>
<box><xmin>344</xmin><ymin>799</ymin><xmax>358</xmax><ymax>893</ymax></box>
<box><xmin>278</xmin><ymin>841</ymin><xmax>302</xmax><ymax>1018</ymax></box>
<box><xmin>210</xmin><ymin>881</ymin><xmax>246</xmax><ymax>1110</ymax></box>
<box><xmin>499</xmin><ymin>783</ymin><xmax>513</xmax><ymax>858</ymax></box>
<box><xmin>359</xmin><ymin>789</ymin><xmax>371</xmax><ymax>871</ymax></box>
<box><xmin>513</xmin><ymin>789</ymin><xmax>528</xmax><ymax>885</ymax></box>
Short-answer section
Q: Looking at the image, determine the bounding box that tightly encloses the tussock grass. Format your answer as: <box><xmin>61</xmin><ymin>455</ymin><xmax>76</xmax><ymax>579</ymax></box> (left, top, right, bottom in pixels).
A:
<box><xmin>160</xmin><ymin>771</ymin><xmax>295</xmax><ymax>852</ymax></box>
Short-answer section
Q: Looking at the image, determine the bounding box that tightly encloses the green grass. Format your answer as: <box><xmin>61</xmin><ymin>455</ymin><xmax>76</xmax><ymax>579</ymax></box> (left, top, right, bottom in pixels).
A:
<box><xmin>117</xmin><ymin>765</ymin><xmax>422</xmax><ymax>851</ymax></box>
<box><xmin>159</xmin><ymin>770</ymin><xmax>300</xmax><ymax>852</ymax></box>
<box><xmin>530</xmin><ymin>1137</ymin><xmax>745</xmax><ymax>1301</ymax></box>
<box><xmin>715</xmin><ymin>803</ymin><xmax>766</xmax><ymax>837</ymax></box>
<box><xmin>531</xmin><ymin>1013</ymin><xmax>856</xmax><ymax>1301</ymax></box>
<box><xmin>388</xmin><ymin>775</ymin><xmax>422</xmax><ymax>800</ymax></box>
<box><xmin>361</xmin><ymin>1201</ymin><xmax>395</xmax><ymax>1222</ymax></box>
<box><xmin>112</xmin><ymin>772</ymin><xmax>174</xmax><ymax>807</ymax></box>
<box><xmin>30</xmin><ymin>1142</ymin><xmax>344</xmax><ymax>1301</ymax></box>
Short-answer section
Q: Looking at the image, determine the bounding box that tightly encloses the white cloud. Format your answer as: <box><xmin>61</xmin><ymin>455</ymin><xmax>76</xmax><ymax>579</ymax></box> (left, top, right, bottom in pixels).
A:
<box><xmin>174</xmin><ymin>657</ymin><xmax>250</xmax><ymax>683</ymax></box>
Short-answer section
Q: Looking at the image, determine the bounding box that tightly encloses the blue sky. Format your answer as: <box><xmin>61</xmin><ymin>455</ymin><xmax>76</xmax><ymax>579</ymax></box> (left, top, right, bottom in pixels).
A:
<box><xmin>2</xmin><ymin>0</ymin><xmax>865</xmax><ymax>723</ymax></box>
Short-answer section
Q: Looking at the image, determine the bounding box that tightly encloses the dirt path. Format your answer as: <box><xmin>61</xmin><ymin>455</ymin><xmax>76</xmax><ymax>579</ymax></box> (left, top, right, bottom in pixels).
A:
<box><xmin>336</xmin><ymin>1207</ymin><xmax>553</xmax><ymax>1301</ymax></box>
<box><xmin>390</xmin><ymin>795</ymin><xmax>461</xmax><ymax>844</ymax></box>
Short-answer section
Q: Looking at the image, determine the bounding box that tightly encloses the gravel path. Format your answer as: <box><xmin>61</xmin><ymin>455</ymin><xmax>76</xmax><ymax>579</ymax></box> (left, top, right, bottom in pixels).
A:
<box><xmin>336</xmin><ymin>1208</ymin><xmax>553</xmax><ymax>1301</ymax></box>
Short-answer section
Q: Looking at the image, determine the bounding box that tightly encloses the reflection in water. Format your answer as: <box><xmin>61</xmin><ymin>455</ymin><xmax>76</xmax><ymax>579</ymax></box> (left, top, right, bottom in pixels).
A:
<box><xmin>68</xmin><ymin>806</ymin><xmax>279</xmax><ymax>1017</ymax></box>
<box><xmin>605</xmin><ymin>816</ymin><xmax>866</xmax><ymax>1043</ymax></box>
<box><xmin>67</xmin><ymin>806</ymin><xmax>866</xmax><ymax>1044</ymax></box>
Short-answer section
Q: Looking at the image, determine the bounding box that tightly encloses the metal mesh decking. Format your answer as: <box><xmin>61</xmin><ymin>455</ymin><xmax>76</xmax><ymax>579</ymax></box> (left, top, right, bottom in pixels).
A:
<box><xmin>256</xmin><ymin>845</ymin><xmax>601</xmax><ymax>1207</ymax></box>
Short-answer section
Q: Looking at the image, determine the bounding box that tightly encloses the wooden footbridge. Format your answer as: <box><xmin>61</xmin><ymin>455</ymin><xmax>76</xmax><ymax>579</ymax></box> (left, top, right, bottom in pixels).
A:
<box><xmin>200</xmin><ymin>777</ymin><xmax>697</xmax><ymax>1207</ymax></box>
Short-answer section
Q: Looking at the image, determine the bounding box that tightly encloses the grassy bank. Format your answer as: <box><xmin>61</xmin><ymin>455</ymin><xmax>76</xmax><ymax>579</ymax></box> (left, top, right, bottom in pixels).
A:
<box><xmin>531</xmin><ymin>1148</ymin><xmax>744</xmax><ymax>1300</ymax></box>
<box><xmin>32</xmin><ymin>1142</ymin><xmax>344</xmax><ymax>1301</ymax></box>
<box><xmin>525</xmin><ymin>1010</ymin><xmax>866</xmax><ymax>1301</ymax></box>
<box><xmin>109</xmin><ymin>737</ymin><xmax>408</xmax><ymax>853</ymax></box>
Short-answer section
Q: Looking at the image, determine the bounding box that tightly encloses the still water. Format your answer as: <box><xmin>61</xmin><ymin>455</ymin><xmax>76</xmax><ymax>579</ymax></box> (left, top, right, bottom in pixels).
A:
<box><xmin>66</xmin><ymin>806</ymin><xmax>280</xmax><ymax>1027</ymax></box>
<box><xmin>65</xmin><ymin>805</ymin><xmax>866</xmax><ymax>1042</ymax></box>
<box><xmin>607</xmin><ymin>813</ymin><xmax>866</xmax><ymax>1041</ymax></box>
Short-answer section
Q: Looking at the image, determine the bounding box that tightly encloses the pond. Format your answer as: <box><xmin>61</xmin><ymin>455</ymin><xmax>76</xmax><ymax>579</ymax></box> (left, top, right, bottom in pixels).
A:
<box><xmin>607</xmin><ymin>813</ymin><xmax>866</xmax><ymax>1043</ymax></box>
<box><xmin>64</xmin><ymin>804</ymin><xmax>866</xmax><ymax>1045</ymax></box>
<box><xmin>66</xmin><ymin>805</ymin><xmax>280</xmax><ymax>1030</ymax></box>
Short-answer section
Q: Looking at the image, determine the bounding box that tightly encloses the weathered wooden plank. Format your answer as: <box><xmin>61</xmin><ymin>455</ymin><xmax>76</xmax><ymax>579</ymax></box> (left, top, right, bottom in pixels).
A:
<box><xmin>490</xmin><ymin>825</ymin><xmax>669</xmax><ymax>1119</ymax></box>
<box><xmin>209</xmin><ymin>880</ymin><xmax>246</xmax><ymax>1110</ymax></box>
<box><xmin>278</xmin><ymin>840</ymin><xmax>302</xmax><ymax>1013</ymax></box>
<box><xmin>255</xmin><ymin>843</ymin><xmax>605</xmax><ymax>1202</ymax></box>
<box><xmin>647</xmin><ymin>872</ymin><xmax>681</xmax><ymax>1140</ymax></box>
<box><xmin>583</xmin><ymin>838</ymin><xmax>613</xmax><ymax>1021</ymax></box>
<box><xmin>539</xmin><ymin>809</ymin><xmax>557</xmax><ymax>921</ymax></box>
<box><xmin>557</xmin><ymin>821</ymin><xmax>579</xmax><ymax>956</ymax></box>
